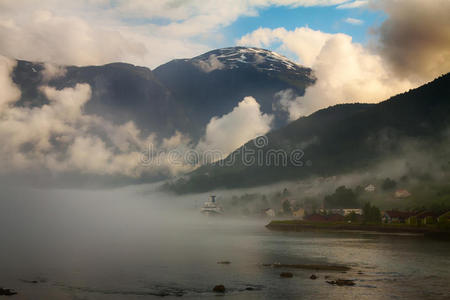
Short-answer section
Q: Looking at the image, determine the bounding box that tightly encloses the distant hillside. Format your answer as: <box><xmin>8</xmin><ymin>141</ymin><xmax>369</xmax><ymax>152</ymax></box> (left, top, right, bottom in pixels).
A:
<box><xmin>13</xmin><ymin>47</ymin><xmax>314</xmax><ymax>140</ymax></box>
<box><xmin>12</xmin><ymin>60</ymin><xmax>190</xmax><ymax>138</ymax></box>
<box><xmin>167</xmin><ymin>73</ymin><xmax>450</xmax><ymax>193</ymax></box>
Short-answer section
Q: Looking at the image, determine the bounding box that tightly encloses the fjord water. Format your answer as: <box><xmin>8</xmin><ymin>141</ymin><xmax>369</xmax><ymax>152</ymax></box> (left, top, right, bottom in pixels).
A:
<box><xmin>0</xmin><ymin>186</ymin><xmax>449</xmax><ymax>299</ymax></box>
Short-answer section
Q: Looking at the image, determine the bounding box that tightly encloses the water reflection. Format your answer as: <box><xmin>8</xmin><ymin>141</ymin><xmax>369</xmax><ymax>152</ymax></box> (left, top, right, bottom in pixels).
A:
<box><xmin>0</xmin><ymin>186</ymin><xmax>449</xmax><ymax>299</ymax></box>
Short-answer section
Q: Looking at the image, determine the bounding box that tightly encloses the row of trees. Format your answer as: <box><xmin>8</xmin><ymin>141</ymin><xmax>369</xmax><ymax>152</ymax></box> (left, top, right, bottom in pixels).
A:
<box><xmin>324</xmin><ymin>185</ymin><xmax>381</xmax><ymax>223</ymax></box>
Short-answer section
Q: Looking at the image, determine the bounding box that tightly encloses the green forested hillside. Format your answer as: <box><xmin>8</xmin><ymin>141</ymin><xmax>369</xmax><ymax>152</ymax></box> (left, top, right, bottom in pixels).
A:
<box><xmin>168</xmin><ymin>73</ymin><xmax>450</xmax><ymax>193</ymax></box>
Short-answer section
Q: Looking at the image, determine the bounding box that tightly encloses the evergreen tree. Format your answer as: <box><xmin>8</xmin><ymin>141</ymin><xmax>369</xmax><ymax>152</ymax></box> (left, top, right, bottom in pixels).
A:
<box><xmin>363</xmin><ymin>202</ymin><xmax>381</xmax><ymax>224</ymax></box>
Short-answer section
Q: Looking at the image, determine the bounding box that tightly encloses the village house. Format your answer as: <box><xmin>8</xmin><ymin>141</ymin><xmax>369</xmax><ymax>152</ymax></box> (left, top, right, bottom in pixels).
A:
<box><xmin>414</xmin><ymin>211</ymin><xmax>438</xmax><ymax>225</ymax></box>
<box><xmin>382</xmin><ymin>210</ymin><xmax>416</xmax><ymax>223</ymax></box>
<box><xmin>329</xmin><ymin>208</ymin><xmax>344</xmax><ymax>215</ymax></box>
<box><xmin>292</xmin><ymin>208</ymin><xmax>305</xmax><ymax>219</ymax></box>
<box><xmin>330</xmin><ymin>208</ymin><xmax>363</xmax><ymax>216</ymax></box>
<box><xmin>342</xmin><ymin>208</ymin><xmax>363</xmax><ymax>216</ymax></box>
<box><xmin>327</xmin><ymin>214</ymin><xmax>346</xmax><ymax>222</ymax></box>
<box><xmin>365</xmin><ymin>184</ymin><xmax>376</xmax><ymax>192</ymax></box>
<box><xmin>438</xmin><ymin>211</ymin><xmax>450</xmax><ymax>223</ymax></box>
<box><xmin>394</xmin><ymin>189</ymin><xmax>411</xmax><ymax>198</ymax></box>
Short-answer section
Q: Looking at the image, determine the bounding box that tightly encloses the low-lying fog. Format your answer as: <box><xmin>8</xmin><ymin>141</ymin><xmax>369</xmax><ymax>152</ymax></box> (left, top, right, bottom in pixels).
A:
<box><xmin>0</xmin><ymin>183</ymin><xmax>265</xmax><ymax>268</ymax></box>
<box><xmin>0</xmin><ymin>184</ymin><xmax>271</xmax><ymax>298</ymax></box>
<box><xmin>1</xmin><ymin>183</ymin><xmax>450</xmax><ymax>300</ymax></box>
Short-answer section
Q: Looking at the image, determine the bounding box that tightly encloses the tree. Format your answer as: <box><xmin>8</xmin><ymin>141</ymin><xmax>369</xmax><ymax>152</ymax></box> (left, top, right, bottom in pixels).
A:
<box><xmin>260</xmin><ymin>195</ymin><xmax>269</xmax><ymax>207</ymax></box>
<box><xmin>382</xmin><ymin>178</ymin><xmax>397</xmax><ymax>191</ymax></box>
<box><xmin>324</xmin><ymin>186</ymin><xmax>359</xmax><ymax>209</ymax></box>
<box><xmin>282</xmin><ymin>199</ymin><xmax>291</xmax><ymax>215</ymax></box>
<box><xmin>363</xmin><ymin>202</ymin><xmax>381</xmax><ymax>224</ymax></box>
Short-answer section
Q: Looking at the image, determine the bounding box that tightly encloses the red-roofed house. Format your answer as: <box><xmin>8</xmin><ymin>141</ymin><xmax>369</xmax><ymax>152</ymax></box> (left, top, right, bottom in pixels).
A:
<box><xmin>327</xmin><ymin>214</ymin><xmax>346</xmax><ymax>222</ymax></box>
<box><xmin>304</xmin><ymin>213</ymin><xmax>328</xmax><ymax>222</ymax></box>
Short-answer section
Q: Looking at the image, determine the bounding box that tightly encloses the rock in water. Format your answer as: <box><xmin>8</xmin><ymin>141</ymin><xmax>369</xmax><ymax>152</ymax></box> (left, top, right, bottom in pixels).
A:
<box><xmin>217</xmin><ymin>261</ymin><xmax>231</xmax><ymax>264</ymax></box>
<box><xmin>213</xmin><ymin>285</ymin><xmax>226</xmax><ymax>293</ymax></box>
<box><xmin>310</xmin><ymin>274</ymin><xmax>317</xmax><ymax>280</ymax></box>
<box><xmin>280</xmin><ymin>272</ymin><xmax>293</xmax><ymax>278</ymax></box>
<box><xmin>326</xmin><ymin>279</ymin><xmax>355</xmax><ymax>286</ymax></box>
<box><xmin>0</xmin><ymin>288</ymin><xmax>18</xmax><ymax>296</ymax></box>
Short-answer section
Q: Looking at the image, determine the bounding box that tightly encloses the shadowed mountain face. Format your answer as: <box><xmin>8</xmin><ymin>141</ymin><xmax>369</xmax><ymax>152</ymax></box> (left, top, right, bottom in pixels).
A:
<box><xmin>168</xmin><ymin>73</ymin><xmax>450</xmax><ymax>193</ymax></box>
<box><xmin>12</xmin><ymin>47</ymin><xmax>314</xmax><ymax>140</ymax></box>
<box><xmin>12</xmin><ymin>60</ymin><xmax>190</xmax><ymax>138</ymax></box>
<box><xmin>153</xmin><ymin>47</ymin><xmax>315</xmax><ymax>137</ymax></box>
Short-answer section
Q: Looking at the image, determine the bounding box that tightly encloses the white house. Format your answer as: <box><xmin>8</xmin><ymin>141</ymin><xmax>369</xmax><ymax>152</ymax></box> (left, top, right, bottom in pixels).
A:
<box><xmin>329</xmin><ymin>208</ymin><xmax>362</xmax><ymax>216</ymax></box>
<box><xmin>342</xmin><ymin>208</ymin><xmax>363</xmax><ymax>216</ymax></box>
<box><xmin>365</xmin><ymin>184</ymin><xmax>376</xmax><ymax>192</ymax></box>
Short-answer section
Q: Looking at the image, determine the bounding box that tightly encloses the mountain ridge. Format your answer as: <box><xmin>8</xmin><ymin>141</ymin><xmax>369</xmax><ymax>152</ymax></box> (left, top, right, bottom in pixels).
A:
<box><xmin>12</xmin><ymin>46</ymin><xmax>315</xmax><ymax>140</ymax></box>
<box><xmin>153</xmin><ymin>46</ymin><xmax>315</xmax><ymax>137</ymax></box>
<box><xmin>167</xmin><ymin>72</ymin><xmax>450</xmax><ymax>193</ymax></box>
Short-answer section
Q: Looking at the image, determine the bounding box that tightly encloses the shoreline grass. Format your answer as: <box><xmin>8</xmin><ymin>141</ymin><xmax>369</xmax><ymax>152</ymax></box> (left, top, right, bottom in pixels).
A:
<box><xmin>266</xmin><ymin>220</ymin><xmax>450</xmax><ymax>237</ymax></box>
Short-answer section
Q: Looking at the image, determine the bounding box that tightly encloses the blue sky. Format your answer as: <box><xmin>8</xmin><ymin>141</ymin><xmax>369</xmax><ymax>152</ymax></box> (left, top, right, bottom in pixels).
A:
<box><xmin>224</xmin><ymin>5</ymin><xmax>386</xmax><ymax>47</ymax></box>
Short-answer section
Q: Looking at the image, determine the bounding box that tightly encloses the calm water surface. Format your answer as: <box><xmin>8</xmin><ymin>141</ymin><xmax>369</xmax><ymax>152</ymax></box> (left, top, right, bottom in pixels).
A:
<box><xmin>0</xmin><ymin>187</ymin><xmax>449</xmax><ymax>299</ymax></box>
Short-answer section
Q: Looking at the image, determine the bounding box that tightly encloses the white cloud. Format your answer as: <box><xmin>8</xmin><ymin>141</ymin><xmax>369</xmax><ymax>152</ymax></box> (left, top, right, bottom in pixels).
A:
<box><xmin>41</xmin><ymin>62</ymin><xmax>67</xmax><ymax>81</ymax></box>
<box><xmin>337</xmin><ymin>0</ymin><xmax>368</xmax><ymax>9</ymax></box>
<box><xmin>371</xmin><ymin>0</ymin><xmax>450</xmax><ymax>81</ymax></box>
<box><xmin>239</xmin><ymin>1</ymin><xmax>450</xmax><ymax>119</ymax></box>
<box><xmin>0</xmin><ymin>55</ymin><xmax>195</xmax><ymax>177</ymax></box>
<box><xmin>289</xmin><ymin>33</ymin><xmax>413</xmax><ymax>117</ymax></box>
<box><xmin>240</xmin><ymin>27</ymin><xmax>414</xmax><ymax>118</ymax></box>
<box><xmin>0</xmin><ymin>56</ymin><xmax>21</xmax><ymax>109</ymax></box>
<box><xmin>193</xmin><ymin>55</ymin><xmax>225</xmax><ymax>72</ymax></box>
<box><xmin>345</xmin><ymin>17</ymin><xmax>363</xmax><ymax>25</ymax></box>
<box><xmin>0</xmin><ymin>56</ymin><xmax>275</xmax><ymax>178</ymax></box>
<box><xmin>0</xmin><ymin>0</ymin><xmax>353</xmax><ymax>68</ymax></box>
<box><xmin>238</xmin><ymin>27</ymin><xmax>332</xmax><ymax>66</ymax></box>
<box><xmin>198</xmin><ymin>96</ymin><xmax>273</xmax><ymax>158</ymax></box>
<box><xmin>273</xmin><ymin>89</ymin><xmax>304</xmax><ymax>121</ymax></box>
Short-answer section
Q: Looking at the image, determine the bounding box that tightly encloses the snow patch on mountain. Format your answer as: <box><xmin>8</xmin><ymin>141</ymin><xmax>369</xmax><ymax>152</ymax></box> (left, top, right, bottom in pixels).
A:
<box><xmin>190</xmin><ymin>47</ymin><xmax>311</xmax><ymax>76</ymax></box>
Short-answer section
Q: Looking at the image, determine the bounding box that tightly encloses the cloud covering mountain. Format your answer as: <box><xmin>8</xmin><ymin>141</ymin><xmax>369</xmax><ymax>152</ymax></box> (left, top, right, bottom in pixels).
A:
<box><xmin>0</xmin><ymin>54</ymin><xmax>279</xmax><ymax>181</ymax></box>
<box><xmin>238</xmin><ymin>0</ymin><xmax>450</xmax><ymax>118</ymax></box>
<box><xmin>0</xmin><ymin>56</ymin><xmax>156</xmax><ymax>178</ymax></box>
<box><xmin>0</xmin><ymin>0</ymin><xmax>353</xmax><ymax>68</ymax></box>
<box><xmin>0</xmin><ymin>0</ymin><xmax>449</xmax><ymax>186</ymax></box>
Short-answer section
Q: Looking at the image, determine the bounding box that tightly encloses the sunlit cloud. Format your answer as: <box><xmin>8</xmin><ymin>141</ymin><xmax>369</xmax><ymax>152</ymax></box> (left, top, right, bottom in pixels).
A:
<box><xmin>345</xmin><ymin>17</ymin><xmax>363</xmax><ymax>25</ymax></box>
<box><xmin>337</xmin><ymin>0</ymin><xmax>368</xmax><ymax>9</ymax></box>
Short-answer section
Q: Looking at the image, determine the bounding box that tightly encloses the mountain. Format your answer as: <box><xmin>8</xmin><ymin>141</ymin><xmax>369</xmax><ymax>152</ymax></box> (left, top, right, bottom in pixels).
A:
<box><xmin>12</xmin><ymin>47</ymin><xmax>314</xmax><ymax>140</ymax></box>
<box><xmin>153</xmin><ymin>47</ymin><xmax>315</xmax><ymax>137</ymax></box>
<box><xmin>12</xmin><ymin>60</ymin><xmax>190</xmax><ymax>138</ymax></box>
<box><xmin>167</xmin><ymin>73</ymin><xmax>450</xmax><ymax>193</ymax></box>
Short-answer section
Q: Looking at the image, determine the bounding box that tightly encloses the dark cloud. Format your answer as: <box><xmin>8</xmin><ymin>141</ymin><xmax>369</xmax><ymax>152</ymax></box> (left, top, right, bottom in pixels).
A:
<box><xmin>373</xmin><ymin>0</ymin><xmax>450</xmax><ymax>81</ymax></box>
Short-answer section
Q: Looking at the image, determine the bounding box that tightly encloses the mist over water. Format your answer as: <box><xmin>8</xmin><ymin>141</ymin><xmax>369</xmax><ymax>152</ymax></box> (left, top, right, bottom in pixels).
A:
<box><xmin>1</xmin><ymin>185</ymin><xmax>450</xmax><ymax>299</ymax></box>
